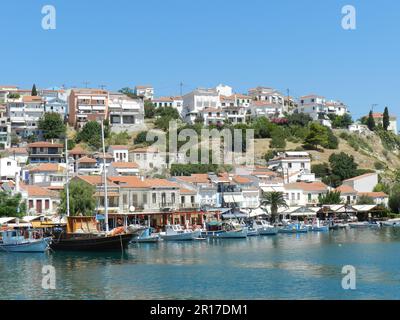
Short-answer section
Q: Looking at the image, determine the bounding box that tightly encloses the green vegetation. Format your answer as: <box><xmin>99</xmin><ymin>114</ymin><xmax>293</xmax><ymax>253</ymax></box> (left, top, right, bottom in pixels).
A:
<box><xmin>260</xmin><ymin>191</ymin><xmax>288</xmax><ymax>223</ymax></box>
<box><xmin>31</xmin><ymin>84</ymin><xmax>38</xmax><ymax>96</ymax></box>
<box><xmin>357</xmin><ymin>195</ymin><xmax>375</xmax><ymax>205</ymax></box>
<box><xmin>59</xmin><ymin>180</ymin><xmax>96</xmax><ymax>216</ymax></box>
<box><xmin>144</xmin><ymin>100</ymin><xmax>156</xmax><ymax>118</ymax></box>
<box><xmin>107</xmin><ymin>131</ymin><xmax>130</xmax><ymax>146</ymax></box>
<box><xmin>7</xmin><ymin>93</ymin><xmax>20</xmax><ymax>99</ymax></box>
<box><xmin>383</xmin><ymin>107</ymin><xmax>390</xmax><ymax>131</ymax></box>
<box><xmin>76</xmin><ymin>121</ymin><xmax>109</xmax><ymax>150</ymax></box>
<box><xmin>38</xmin><ymin>112</ymin><xmax>66</xmax><ymax>140</ymax></box>
<box><xmin>318</xmin><ymin>191</ymin><xmax>342</xmax><ymax>205</ymax></box>
<box><xmin>170</xmin><ymin>163</ymin><xmax>219</xmax><ymax>176</ymax></box>
<box><xmin>339</xmin><ymin>132</ymin><xmax>372</xmax><ymax>152</ymax></box>
<box><xmin>328</xmin><ymin>114</ymin><xmax>353</xmax><ymax>129</ymax></box>
<box><xmin>329</xmin><ymin>152</ymin><xmax>358</xmax><ymax>182</ymax></box>
<box><xmin>0</xmin><ymin>192</ymin><xmax>26</xmax><ymax>217</ymax></box>
<box><xmin>367</xmin><ymin>110</ymin><xmax>375</xmax><ymax>131</ymax></box>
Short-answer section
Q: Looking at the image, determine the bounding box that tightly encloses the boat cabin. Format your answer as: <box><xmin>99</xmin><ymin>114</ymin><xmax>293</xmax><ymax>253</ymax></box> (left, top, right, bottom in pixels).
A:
<box><xmin>0</xmin><ymin>229</ymin><xmax>44</xmax><ymax>245</ymax></box>
<box><xmin>66</xmin><ymin>216</ymin><xmax>99</xmax><ymax>234</ymax></box>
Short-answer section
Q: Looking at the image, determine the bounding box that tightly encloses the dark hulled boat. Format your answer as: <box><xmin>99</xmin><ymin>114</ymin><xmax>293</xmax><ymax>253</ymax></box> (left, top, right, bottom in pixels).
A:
<box><xmin>49</xmin><ymin>216</ymin><xmax>134</xmax><ymax>252</ymax></box>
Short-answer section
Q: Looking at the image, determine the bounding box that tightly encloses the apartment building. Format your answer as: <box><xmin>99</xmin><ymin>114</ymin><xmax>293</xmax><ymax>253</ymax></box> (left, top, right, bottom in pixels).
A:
<box><xmin>8</xmin><ymin>95</ymin><xmax>46</xmax><ymax>138</ymax></box>
<box><xmin>152</xmin><ymin>96</ymin><xmax>183</xmax><ymax>115</ymax></box>
<box><xmin>40</xmin><ymin>89</ymin><xmax>68</xmax><ymax>120</ymax></box>
<box><xmin>108</xmin><ymin>93</ymin><xmax>145</xmax><ymax>133</ymax></box>
<box><xmin>108</xmin><ymin>145</ymin><xmax>129</xmax><ymax>162</ymax></box>
<box><xmin>27</xmin><ymin>163</ymin><xmax>66</xmax><ymax>189</ymax></box>
<box><xmin>248</xmin><ymin>87</ymin><xmax>285</xmax><ymax>111</ymax></box>
<box><xmin>283</xmin><ymin>181</ymin><xmax>329</xmax><ymax>206</ymax></box>
<box><xmin>68</xmin><ymin>89</ymin><xmax>108</xmax><ymax>128</ymax></box>
<box><xmin>27</xmin><ymin>141</ymin><xmax>64</xmax><ymax>164</ymax></box>
<box><xmin>0</xmin><ymin>104</ymin><xmax>11</xmax><ymax>149</ymax></box>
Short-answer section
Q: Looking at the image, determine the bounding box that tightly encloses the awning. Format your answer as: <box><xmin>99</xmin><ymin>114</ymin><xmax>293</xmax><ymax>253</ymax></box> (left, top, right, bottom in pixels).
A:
<box><xmin>223</xmin><ymin>195</ymin><xmax>244</xmax><ymax>203</ymax></box>
<box><xmin>248</xmin><ymin>208</ymin><xmax>269</xmax><ymax>217</ymax></box>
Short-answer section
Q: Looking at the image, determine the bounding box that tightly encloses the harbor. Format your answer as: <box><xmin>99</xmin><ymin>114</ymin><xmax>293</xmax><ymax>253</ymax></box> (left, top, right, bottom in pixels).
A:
<box><xmin>0</xmin><ymin>227</ymin><xmax>399</xmax><ymax>300</ymax></box>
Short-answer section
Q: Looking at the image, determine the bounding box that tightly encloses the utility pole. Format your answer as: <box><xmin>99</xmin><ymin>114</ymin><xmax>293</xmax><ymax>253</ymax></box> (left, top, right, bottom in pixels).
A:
<box><xmin>99</xmin><ymin>84</ymin><xmax>107</xmax><ymax>90</ymax></box>
<box><xmin>371</xmin><ymin>104</ymin><xmax>378</xmax><ymax>112</ymax></box>
<box><xmin>180</xmin><ymin>82</ymin><xmax>183</xmax><ymax>96</ymax></box>
<box><xmin>83</xmin><ymin>81</ymin><xmax>90</xmax><ymax>89</ymax></box>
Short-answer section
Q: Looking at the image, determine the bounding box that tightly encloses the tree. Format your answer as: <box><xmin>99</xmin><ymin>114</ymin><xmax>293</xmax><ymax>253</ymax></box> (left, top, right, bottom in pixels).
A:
<box><xmin>107</xmin><ymin>131</ymin><xmax>130</xmax><ymax>145</ymax></box>
<box><xmin>269</xmin><ymin>127</ymin><xmax>286</xmax><ymax>149</ymax></box>
<box><xmin>31</xmin><ymin>84</ymin><xmax>38</xmax><ymax>96</ymax></box>
<box><xmin>76</xmin><ymin>121</ymin><xmax>102</xmax><ymax>149</ymax></box>
<box><xmin>367</xmin><ymin>110</ymin><xmax>376</xmax><ymax>131</ymax></box>
<box><xmin>329</xmin><ymin>152</ymin><xmax>358</xmax><ymax>181</ymax></box>
<box><xmin>318</xmin><ymin>191</ymin><xmax>342</xmax><ymax>205</ymax></box>
<box><xmin>389</xmin><ymin>184</ymin><xmax>400</xmax><ymax>214</ymax></box>
<box><xmin>383</xmin><ymin>107</ymin><xmax>390</xmax><ymax>131</ymax></box>
<box><xmin>38</xmin><ymin>112</ymin><xmax>66</xmax><ymax>140</ymax></box>
<box><xmin>304</xmin><ymin>122</ymin><xmax>329</xmax><ymax>150</ymax></box>
<box><xmin>285</xmin><ymin>113</ymin><xmax>313</xmax><ymax>127</ymax></box>
<box><xmin>59</xmin><ymin>180</ymin><xmax>96</xmax><ymax>216</ymax></box>
<box><xmin>0</xmin><ymin>192</ymin><xmax>26</xmax><ymax>217</ymax></box>
<box><xmin>322</xmin><ymin>128</ymin><xmax>339</xmax><ymax>149</ymax></box>
<box><xmin>144</xmin><ymin>100</ymin><xmax>155</xmax><ymax>118</ymax></box>
<box><xmin>357</xmin><ymin>195</ymin><xmax>375</xmax><ymax>205</ymax></box>
<box><xmin>329</xmin><ymin>114</ymin><xmax>353</xmax><ymax>129</ymax></box>
<box><xmin>260</xmin><ymin>191</ymin><xmax>288</xmax><ymax>223</ymax></box>
<box><xmin>312</xmin><ymin>163</ymin><xmax>331</xmax><ymax>178</ymax></box>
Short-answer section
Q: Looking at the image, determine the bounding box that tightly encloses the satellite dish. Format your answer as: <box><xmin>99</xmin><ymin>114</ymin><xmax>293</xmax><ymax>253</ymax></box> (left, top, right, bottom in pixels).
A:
<box><xmin>129</xmin><ymin>206</ymin><xmax>136</xmax><ymax>212</ymax></box>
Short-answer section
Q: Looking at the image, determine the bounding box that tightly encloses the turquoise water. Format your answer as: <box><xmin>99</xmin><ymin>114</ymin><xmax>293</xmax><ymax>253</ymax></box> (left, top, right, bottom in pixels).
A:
<box><xmin>1</xmin><ymin>228</ymin><xmax>400</xmax><ymax>300</ymax></box>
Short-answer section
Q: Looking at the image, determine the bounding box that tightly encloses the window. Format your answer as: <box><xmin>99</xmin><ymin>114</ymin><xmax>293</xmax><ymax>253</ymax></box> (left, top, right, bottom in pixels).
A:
<box><xmin>143</xmin><ymin>194</ymin><xmax>147</xmax><ymax>204</ymax></box>
<box><xmin>288</xmin><ymin>163</ymin><xmax>292</xmax><ymax>168</ymax></box>
<box><xmin>7</xmin><ymin>162</ymin><xmax>11</xmax><ymax>166</ymax></box>
<box><xmin>152</xmin><ymin>193</ymin><xmax>157</xmax><ymax>204</ymax></box>
<box><xmin>123</xmin><ymin>194</ymin><xmax>127</xmax><ymax>205</ymax></box>
<box><xmin>301</xmin><ymin>163</ymin><xmax>305</xmax><ymax>169</ymax></box>
<box><xmin>181</xmin><ymin>196</ymin><xmax>185</xmax><ymax>204</ymax></box>
<box><xmin>191</xmin><ymin>196</ymin><xmax>195</xmax><ymax>203</ymax></box>
<box><xmin>161</xmin><ymin>193</ymin><xmax>166</xmax><ymax>205</ymax></box>
<box><xmin>171</xmin><ymin>193</ymin><xmax>175</xmax><ymax>204</ymax></box>
<box><xmin>308</xmin><ymin>194</ymin><xmax>312</xmax><ymax>202</ymax></box>
<box><xmin>132</xmin><ymin>194</ymin><xmax>138</xmax><ymax>206</ymax></box>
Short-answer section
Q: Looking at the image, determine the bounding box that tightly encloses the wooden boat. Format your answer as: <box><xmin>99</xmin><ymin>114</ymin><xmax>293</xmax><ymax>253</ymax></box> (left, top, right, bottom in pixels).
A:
<box><xmin>49</xmin><ymin>216</ymin><xmax>134</xmax><ymax>251</ymax></box>
<box><xmin>207</xmin><ymin>221</ymin><xmax>248</xmax><ymax>239</ymax></box>
<box><xmin>0</xmin><ymin>229</ymin><xmax>51</xmax><ymax>253</ymax></box>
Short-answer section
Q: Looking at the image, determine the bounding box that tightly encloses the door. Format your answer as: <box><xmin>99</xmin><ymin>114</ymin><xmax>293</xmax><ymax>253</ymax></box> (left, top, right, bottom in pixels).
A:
<box><xmin>36</xmin><ymin>200</ymin><xmax>42</xmax><ymax>213</ymax></box>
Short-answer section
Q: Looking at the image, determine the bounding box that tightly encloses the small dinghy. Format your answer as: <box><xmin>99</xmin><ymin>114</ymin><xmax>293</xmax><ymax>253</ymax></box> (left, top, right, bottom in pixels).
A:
<box><xmin>0</xmin><ymin>229</ymin><xmax>51</xmax><ymax>253</ymax></box>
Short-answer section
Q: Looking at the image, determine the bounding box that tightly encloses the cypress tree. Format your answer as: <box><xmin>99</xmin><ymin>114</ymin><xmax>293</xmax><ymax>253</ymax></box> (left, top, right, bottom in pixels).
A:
<box><xmin>383</xmin><ymin>107</ymin><xmax>390</xmax><ymax>131</ymax></box>
<box><xmin>31</xmin><ymin>84</ymin><xmax>37</xmax><ymax>96</ymax></box>
<box><xmin>367</xmin><ymin>110</ymin><xmax>376</xmax><ymax>131</ymax></box>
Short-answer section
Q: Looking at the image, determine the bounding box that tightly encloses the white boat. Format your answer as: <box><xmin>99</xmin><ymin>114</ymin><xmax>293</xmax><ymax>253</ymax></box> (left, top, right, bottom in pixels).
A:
<box><xmin>349</xmin><ymin>222</ymin><xmax>370</xmax><ymax>229</ymax></box>
<box><xmin>208</xmin><ymin>221</ymin><xmax>248</xmax><ymax>239</ymax></box>
<box><xmin>311</xmin><ymin>219</ymin><xmax>329</xmax><ymax>232</ymax></box>
<box><xmin>382</xmin><ymin>218</ymin><xmax>400</xmax><ymax>227</ymax></box>
<box><xmin>252</xmin><ymin>220</ymin><xmax>278</xmax><ymax>235</ymax></box>
<box><xmin>160</xmin><ymin>225</ymin><xmax>201</xmax><ymax>241</ymax></box>
<box><xmin>0</xmin><ymin>229</ymin><xmax>51</xmax><ymax>253</ymax></box>
<box><xmin>132</xmin><ymin>227</ymin><xmax>160</xmax><ymax>243</ymax></box>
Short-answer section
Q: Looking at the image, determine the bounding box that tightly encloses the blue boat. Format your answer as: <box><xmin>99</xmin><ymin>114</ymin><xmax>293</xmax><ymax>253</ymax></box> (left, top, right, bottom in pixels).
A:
<box><xmin>132</xmin><ymin>227</ymin><xmax>160</xmax><ymax>243</ymax></box>
<box><xmin>278</xmin><ymin>223</ymin><xmax>308</xmax><ymax>234</ymax></box>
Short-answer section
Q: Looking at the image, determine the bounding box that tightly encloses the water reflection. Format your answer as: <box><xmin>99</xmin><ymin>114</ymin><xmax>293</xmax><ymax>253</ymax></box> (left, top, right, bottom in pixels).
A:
<box><xmin>0</xmin><ymin>228</ymin><xmax>400</xmax><ymax>299</ymax></box>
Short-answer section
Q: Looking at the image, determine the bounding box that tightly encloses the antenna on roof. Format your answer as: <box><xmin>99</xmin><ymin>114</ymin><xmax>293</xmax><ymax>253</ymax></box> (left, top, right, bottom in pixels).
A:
<box><xmin>99</xmin><ymin>84</ymin><xmax>107</xmax><ymax>90</ymax></box>
<box><xmin>180</xmin><ymin>82</ymin><xmax>183</xmax><ymax>96</ymax></box>
<box><xmin>83</xmin><ymin>81</ymin><xmax>90</xmax><ymax>89</ymax></box>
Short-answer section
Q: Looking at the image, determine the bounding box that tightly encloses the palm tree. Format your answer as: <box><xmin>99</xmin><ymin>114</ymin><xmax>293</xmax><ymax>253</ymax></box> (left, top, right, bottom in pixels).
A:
<box><xmin>260</xmin><ymin>191</ymin><xmax>288</xmax><ymax>223</ymax></box>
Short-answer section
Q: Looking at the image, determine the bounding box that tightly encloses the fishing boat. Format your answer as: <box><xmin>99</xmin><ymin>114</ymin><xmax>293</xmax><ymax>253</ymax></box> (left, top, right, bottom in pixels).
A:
<box><xmin>348</xmin><ymin>221</ymin><xmax>370</xmax><ymax>229</ymax></box>
<box><xmin>252</xmin><ymin>220</ymin><xmax>278</xmax><ymax>235</ymax></box>
<box><xmin>132</xmin><ymin>227</ymin><xmax>160</xmax><ymax>243</ymax></box>
<box><xmin>382</xmin><ymin>218</ymin><xmax>400</xmax><ymax>227</ymax></box>
<box><xmin>278</xmin><ymin>223</ymin><xmax>308</xmax><ymax>234</ymax></box>
<box><xmin>207</xmin><ymin>221</ymin><xmax>248</xmax><ymax>239</ymax></box>
<box><xmin>311</xmin><ymin>219</ymin><xmax>329</xmax><ymax>232</ymax></box>
<box><xmin>0</xmin><ymin>229</ymin><xmax>51</xmax><ymax>253</ymax></box>
<box><xmin>159</xmin><ymin>225</ymin><xmax>201</xmax><ymax>241</ymax></box>
<box><xmin>50</xmin><ymin>216</ymin><xmax>135</xmax><ymax>251</ymax></box>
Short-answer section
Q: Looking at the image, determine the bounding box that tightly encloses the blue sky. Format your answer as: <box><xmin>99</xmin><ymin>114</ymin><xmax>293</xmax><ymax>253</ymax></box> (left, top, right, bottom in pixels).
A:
<box><xmin>1</xmin><ymin>0</ymin><xmax>399</xmax><ymax>121</ymax></box>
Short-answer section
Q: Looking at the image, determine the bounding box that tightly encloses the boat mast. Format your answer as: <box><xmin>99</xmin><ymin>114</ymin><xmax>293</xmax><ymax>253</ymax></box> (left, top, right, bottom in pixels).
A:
<box><xmin>101</xmin><ymin>121</ymin><xmax>109</xmax><ymax>232</ymax></box>
<box><xmin>65</xmin><ymin>136</ymin><xmax>70</xmax><ymax>217</ymax></box>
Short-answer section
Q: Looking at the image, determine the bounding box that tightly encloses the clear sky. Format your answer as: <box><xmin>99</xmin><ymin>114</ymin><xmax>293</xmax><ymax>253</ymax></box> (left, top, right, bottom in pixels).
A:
<box><xmin>1</xmin><ymin>0</ymin><xmax>399</xmax><ymax>121</ymax></box>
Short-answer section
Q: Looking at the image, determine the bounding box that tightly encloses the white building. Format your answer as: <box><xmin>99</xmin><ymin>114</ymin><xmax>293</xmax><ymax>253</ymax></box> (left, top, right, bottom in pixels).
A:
<box><xmin>182</xmin><ymin>88</ymin><xmax>220</xmax><ymax>124</ymax></box>
<box><xmin>370</xmin><ymin>112</ymin><xmax>398</xmax><ymax>135</ymax></box>
<box><xmin>108</xmin><ymin>93</ymin><xmax>145</xmax><ymax>133</ymax></box>
<box><xmin>0</xmin><ymin>157</ymin><xmax>20</xmax><ymax>180</ymax></box>
<box><xmin>134</xmin><ymin>85</ymin><xmax>154</xmax><ymax>100</ymax></box>
<box><xmin>248</xmin><ymin>87</ymin><xmax>285</xmax><ymax>112</ymax></box>
<box><xmin>40</xmin><ymin>89</ymin><xmax>68</xmax><ymax>119</ymax></box>
<box><xmin>152</xmin><ymin>96</ymin><xmax>184</xmax><ymax>115</ymax></box>
<box><xmin>215</xmin><ymin>84</ymin><xmax>233</xmax><ymax>97</ymax></box>
<box><xmin>0</xmin><ymin>104</ymin><xmax>11</xmax><ymax>149</ymax></box>
<box><xmin>283</xmin><ymin>181</ymin><xmax>329</xmax><ymax>206</ymax></box>
<box><xmin>250</xmin><ymin>100</ymin><xmax>284</xmax><ymax>118</ymax></box>
<box><xmin>8</xmin><ymin>96</ymin><xmax>46</xmax><ymax>138</ymax></box>
<box><xmin>268</xmin><ymin>152</ymin><xmax>314</xmax><ymax>183</ymax></box>
<box><xmin>108</xmin><ymin>145</ymin><xmax>129</xmax><ymax>162</ymax></box>
<box><xmin>108</xmin><ymin>161</ymin><xmax>139</xmax><ymax>176</ymax></box>
<box><xmin>341</xmin><ymin>173</ymin><xmax>378</xmax><ymax>193</ymax></box>
<box><xmin>28</xmin><ymin>163</ymin><xmax>66</xmax><ymax>188</ymax></box>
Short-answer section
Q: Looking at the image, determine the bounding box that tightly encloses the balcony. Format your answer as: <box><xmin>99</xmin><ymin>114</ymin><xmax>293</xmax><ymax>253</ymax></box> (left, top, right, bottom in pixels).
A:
<box><xmin>179</xmin><ymin>203</ymin><xmax>200</xmax><ymax>209</ymax></box>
